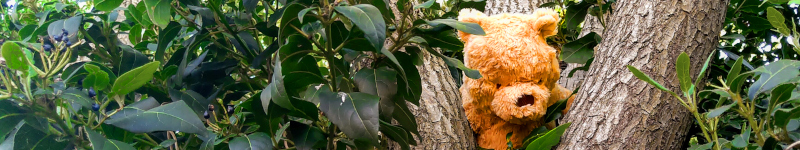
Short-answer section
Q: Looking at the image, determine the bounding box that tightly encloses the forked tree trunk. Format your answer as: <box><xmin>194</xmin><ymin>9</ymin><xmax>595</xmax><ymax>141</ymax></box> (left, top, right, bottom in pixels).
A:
<box><xmin>556</xmin><ymin>0</ymin><xmax>728</xmax><ymax>149</ymax></box>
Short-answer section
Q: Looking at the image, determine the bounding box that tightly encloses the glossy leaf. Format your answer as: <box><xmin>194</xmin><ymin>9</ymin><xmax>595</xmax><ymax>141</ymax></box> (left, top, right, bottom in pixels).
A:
<box><xmin>767</xmin><ymin>7</ymin><xmax>791</xmax><ymax>36</ymax></box>
<box><xmin>144</xmin><ymin>0</ymin><xmax>171</xmax><ymax>28</ymax></box>
<box><xmin>748</xmin><ymin>60</ymin><xmax>800</xmax><ymax>100</ymax></box>
<box><xmin>95</xmin><ymin>0</ymin><xmax>124</xmax><ymax>11</ymax></box>
<box><xmin>261</xmin><ymin>54</ymin><xmax>294</xmax><ymax>112</ymax></box>
<box><xmin>105</xmin><ymin>100</ymin><xmax>207</xmax><ymax>136</ymax></box>
<box><xmin>564</xmin><ymin>2</ymin><xmax>591</xmax><ymax>31</ymax></box>
<box><xmin>676</xmin><ymin>52</ymin><xmax>691</xmax><ymax>94</ymax></box>
<box><xmin>169</xmin><ymin>89</ymin><xmax>210</xmax><ymax>116</ymax></box>
<box><xmin>229</xmin><ymin>132</ymin><xmax>273</xmax><ymax>150</ymax></box>
<box><xmin>84</xmin><ymin>64</ymin><xmax>110</xmax><ymax>90</ymax></box>
<box><xmin>707</xmin><ymin>103</ymin><xmax>736</xmax><ymax>118</ymax></box>
<box><xmin>525</xmin><ymin>123</ymin><xmax>571</xmax><ymax>150</ymax></box>
<box><xmin>111</xmin><ymin>61</ymin><xmax>160</xmax><ymax>96</ymax></box>
<box><xmin>726</xmin><ymin>57</ymin><xmax>744</xmax><ymax>86</ymax></box>
<box><xmin>425</xmin><ymin>19</ymin><xmax>485</xmax><ymax>35</ymax></box>
<box><xmin>770</xmin><ymin>84</ymin><xmax>796</xmax><ymax>108</ymax></box>
<box><xmin>1</xmin><ymin>42</ymin><xmax>30</xmax><ymax>71</ymax></box>
<box><xmin>86</xmin><ymin>130</ymin><xmax>136</xmax><ymax>150</ymax></box>
<box><xmin>561</xmin><ymin>32</ymin><xmax>601</xmax><ymax>63</ymax></box>
<box><xmin>627</xmin><ymin>65</ymin><xmax>669</xmax><ymax>92</ymax></box>
<box><xmin>0</xmin><ymin>101</ymin><xmax>25</xmax><ymax>142</ymax></box>
<box><xmin>335</xmin><ymin>4</ymin><xmax>386</xmax><ymax>51</ymax></box>
<box><xmin>354</xmin><ymin>67</ymin><xmax>398</xmax><ymax>119</ymax></box>
<box><xmin>319</xmin><ymin>89</ymin><xmax>380</xmax><ymax>146</ymax></box>
<box><xmin>155</xmin><ymin>22</ymin><xmax>182</xmax><ymax>62</ymax></box>
<box><xmin>380</xmin><ymin>121</ymin><xmax>412</xmax><ymax>150</ymax></box>
<box><xmin>289</xmin><ymin>122</ymin><xmax>326</xmax><ymax>150</ymax></box>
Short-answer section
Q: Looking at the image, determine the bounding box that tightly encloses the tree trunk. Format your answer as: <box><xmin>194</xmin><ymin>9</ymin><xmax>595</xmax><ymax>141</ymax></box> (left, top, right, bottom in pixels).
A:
<box><xmin>556</xmin><ymin>0</ymin><xmax>727</xmax><ymax>149</ymax></box>
<box><xmin>388</xmin><ymin>49</ymin><xmax>478</xmax><ymax>150</ymax></box>
<box><xmin>484</xmin><ymin>0</ymin><xmax>551</xmax><ymax>16</ymax></box>
<box><xmin>385</xmin><ymin>1</ymin><xmax>476</xmax><ymax>149</ymax></box>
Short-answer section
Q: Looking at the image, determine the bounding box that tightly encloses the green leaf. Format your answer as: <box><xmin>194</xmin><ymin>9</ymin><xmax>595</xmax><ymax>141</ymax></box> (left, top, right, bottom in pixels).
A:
<box><xmin>84</xmin><ymin>64</ymin><xmax>111</xmax><ymax>90</ymax></box>
<box><xmin>731</xmin><ymin>125</ymin><xmax>751</xmax><ymax>148</ymax></box>
<box><xmin>694</xmin><ymin>51</ymin><xmax>714</xmax><ymax>86</ymax></box>
<box><xmin>748</xmin><ymin>60</ymin><xmax>800</xmax><ymax>100</ymax></box>
<box><xmin>392</xmin><ymin>99</ymin><xmax>419</xmax><ymax>135</ymax></box>
<box><xmin>61</xmin><ymin>88</ymin><xmax>93</xmax><ymax>112</ymax></box>
<box><xmin>769</xmin><ymin>0</ymin><xmax>790</xmax><ymax>3</ymax></box>
<box><xmin>318</xmin><ymin>89</ymin><xmax>380</xmax><ymax>146</ymax></box>
<box><xmin>1</xmin><ymin>42</ymin><xmax>30</xmax><ymax>71</ymax></box>
<box><xmin>380</xmin><ymin>121</ymin><xmax>412</xmax><ymax>150</ymax></box>
<box><xmin>420</xmin><ymin>30</ymin><xmax>463</xmax><ymax>51</ymax></box>
<box><xmin>155</xmin><ymin>22</ymin><xmax>182</xmax><ymax>62</ymax></box>
<box><xmin>707</xmin><ymin>103</ymin><xmax>736</xmax><ymax>118</ymax></box>
<box><xmin>298</xmin><ymin>7</ymin><xmax>317</xmax><ymax>23</ymax></box>
<box><xmin>413</xmin><ymin>0</ymin><xmax>438</xmax><ymax>9</ymax></box>
<box><xmin>424</xmin><ymin>19</ymin><xmax>485</xmax><ymax>35</ymax></box>
<box><xmin>229</xmin><ymin>132</ymin><xmax>273</xmax><ymax>150</ymax></box>
<box><xmin>0</xmin><ymin>101</ymin><xmax>25</xmax><ymax>142</ymax></box>
<box><xmin>775</xmin><ymin>107</ymin><xmax>800</xmax><ymax>128</ymax></box>
<box><xmin>460</xmin><ymin>0</ymin><xmax>487</xmax><ymax>11</ymax></box>
<box><xmin>144</xmin><ymin>0</ymin><xmax>171</xmax><ymax>28</ymax></box>
<box><xmin>627</xmin><ymin>65</ymin><xmax>669</xmax><ymax>91</ymax></box>
<box><xmin>561</xmin><ymin>32</ymin><xmax>601</xmax><ymax>63</ymax></box>
<box><xmin>354</xmin><ymin>67</ymin><xmax>398</xmax><ymax>119</ymax></box>
<box><xmin>86</xmin><ymin>130</ymin><xmax>136</xmax><ymax>150</ymax></box>
<box><xmin>676</xmin><ymin>52</ymin><xmax>692</xmax><ymax>94</ymax></box>
<box><xmin>726</xmin><ymin>57</ymin><xmax>744</xmax><ymax>86</ymax></box>
<box><xmin>111</xmin><ymin>61</ymin><xmax>160</xmax><ymax>96</ymax></box>
<box><xmin>335</xmin><ymin>4</ymin><xmax>386</xmax><ymax>51</ymax></box>
<box><xmin>688</xmin><ymin>142</ymin><xmax>713</xmax><ymax>150</ymax></box>
<box><xmin>105</xmin><ymin>100</ymin><xmax>207</xmax><ymax>136</ymax></box>
<box><xmin>564</xmin><ymin>2</ymin><xmax>591</xmax><ymax>31</ymax></box>
<box><xmin>261</xmin><ymin>55</ymin><xmax>294</xmax><ymax>111</ymax></box>
<box><xmin>169</xmin><ymin>89</ymin><xmax>210</xmax><ymax>116</ymax></box>
<box><xmin>525</xmin><ymin>123</ymin><xmax>571</xmax><ymax>150</ymax></box>
<box><xmin>770</xmin><ymin>84</ymin><xmax>796</xmax><ymax>109</ymax></box>
<box><xmin>288</xmin><ymin>122</ymin><xmax>326</xmax><ymax>150</ymax></box>
<box><xmin>6</xmin><ymin>122</ymin><xmax>69</xmax><ymax>150</ymax></box>
<box><xmin>95</xmin><ymin>0</ymin><xmax>124</xmax><ymax>11</ymax></box>
<box><xmin>115</xmin><ymin>46</ymin><xmax>149</xmax><ymax>75</ymax></box>
<box><xmin>731</xmin><ymin>71</ymin><xmax>755</xmax><ymax>93</ymax></box>
<box><xmin>421</xmin><ymin>46</ymin><xmax>481</xmax><ymax>79</ymax></box>
<box><xmin>767</xmin><ymin>7</ymin><xmax>791</xmax><ymax>36</ymax></box>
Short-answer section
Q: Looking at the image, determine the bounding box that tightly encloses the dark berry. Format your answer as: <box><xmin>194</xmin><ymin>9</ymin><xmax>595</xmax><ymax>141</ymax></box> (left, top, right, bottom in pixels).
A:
<box><xmin>203</xmin><ymin>111</ymin><xmax>210</xmax><ymax>119</ymax></box>
<box><xmin>65</xmin><ymin>41</ymin><xmax>72</xmax><ymax>46</ymax></box>
<box><xmin>77</xmin><ymin>80</ymin><xmax>83</xmax><ymax>86</ymax></box>
<box><xmin>88</xmin><ymin>87</ymin><xmax>96</xmax><ymax>98</ymax></box>
<box><xmin>62</xmin><ymin>29</ymin><xmax>69</xmax><ymax>36</ymax></box>
<box><xmin>91</xmin><ymin>103</ymin><xmax>100</xmax><ymax>111</ymax></box>
<box><xmin>208</xmin><ymin>104</ymin><xmax>215</xmax><ymax>111</ymax></box>
<box><xmin>43</xmin><ymin>44</ymin><xmax>52</xmax><ymax>51</ymax></box>
<box><xmin>53</xmin><ymin>35</ymin><xmax>62</xmax><ymax>42</ymax></box>
<box><xmin>227</xmin><ymin>105</ymin><xmax>234</xmax><ymax>114</ymax></box>
<box><xmin>61</xmin><ymin>47</ymin><xmax>66</xmax><ymax>53</ymax></box>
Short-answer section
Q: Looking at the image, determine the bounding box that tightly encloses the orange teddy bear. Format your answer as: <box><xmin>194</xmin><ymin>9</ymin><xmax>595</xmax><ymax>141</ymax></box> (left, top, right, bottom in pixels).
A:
<box><xmin>457</xmin><ymin>8</ymin><xmax>575</xmax><ymax>150</ymax></box>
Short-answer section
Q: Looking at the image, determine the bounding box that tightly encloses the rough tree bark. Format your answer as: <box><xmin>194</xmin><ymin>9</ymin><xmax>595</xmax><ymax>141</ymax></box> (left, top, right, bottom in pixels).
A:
<box><xmin>385</xmin><ymin>0</ymin><xmax>476</xmax><ymax>149</ymax></box>
<box><xmin>484</xmin><ymin>0</ymin><xmax>551</xmax><ymax>16</ymax></box>
<box><xmin>556</xmin><ymin>0</ymin><xmax>728</xmax><ymax>149</ymax></box>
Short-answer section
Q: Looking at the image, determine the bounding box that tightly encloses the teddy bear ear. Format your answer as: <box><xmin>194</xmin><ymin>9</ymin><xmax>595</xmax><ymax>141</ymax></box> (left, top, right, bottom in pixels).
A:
<box><xmin>458</xmin><ymin>8</ymin><xmax>486</xmax><ymax>43</ymax></box>
<box><xmin>532</xmin><ymin>8</ymin><xmax>560</xmax><ymax>37</ymax></box>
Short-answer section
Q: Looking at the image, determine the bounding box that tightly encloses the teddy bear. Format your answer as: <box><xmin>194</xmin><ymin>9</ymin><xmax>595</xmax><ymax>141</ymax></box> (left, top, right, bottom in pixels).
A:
<box><xmin>457</xmin><ymin>8</ymin><xmax>575</xmax><ymax>150</ymax></box>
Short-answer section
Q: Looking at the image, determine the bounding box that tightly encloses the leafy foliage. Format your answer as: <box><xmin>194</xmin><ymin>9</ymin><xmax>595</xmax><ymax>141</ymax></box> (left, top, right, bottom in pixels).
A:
<box><xmin>0</xmin><ymin>0</ymin><xmax>487</xmax><ymax>149</ymax></box>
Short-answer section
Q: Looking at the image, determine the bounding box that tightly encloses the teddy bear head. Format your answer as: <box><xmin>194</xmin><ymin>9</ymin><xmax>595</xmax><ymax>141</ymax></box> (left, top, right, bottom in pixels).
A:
<box><xmin>458</xmin><ymin>8</ymin><xmax>562</xmax><ymax>125</ymax></box>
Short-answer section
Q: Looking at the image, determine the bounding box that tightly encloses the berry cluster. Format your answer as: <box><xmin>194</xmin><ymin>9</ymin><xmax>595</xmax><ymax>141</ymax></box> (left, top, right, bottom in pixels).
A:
<box><xmin>43</xmin><ymin>29</ymin><xmax>73</xmax><ymax>52</ymax></box>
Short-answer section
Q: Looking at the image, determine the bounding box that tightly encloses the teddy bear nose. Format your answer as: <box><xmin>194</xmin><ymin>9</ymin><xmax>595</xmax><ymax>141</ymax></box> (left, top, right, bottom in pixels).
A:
<box><xmin>517</xmin><ymin>95</ymin><xmax>536</xmax><ymax>107</ymax></box>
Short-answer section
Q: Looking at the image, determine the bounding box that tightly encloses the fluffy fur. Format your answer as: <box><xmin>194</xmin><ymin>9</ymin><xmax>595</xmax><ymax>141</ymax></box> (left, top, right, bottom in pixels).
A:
<box><xmin>458</xmin><ymin>8</ymin><xmax>575</xmax><ymax>150</ymax></box>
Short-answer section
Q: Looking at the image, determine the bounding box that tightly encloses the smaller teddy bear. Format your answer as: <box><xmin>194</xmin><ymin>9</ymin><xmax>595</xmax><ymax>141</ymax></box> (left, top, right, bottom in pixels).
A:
<box><xmin>458</xmin><ymin>8</ymin><xmax>575</xmax><ymax>150</ymax></box>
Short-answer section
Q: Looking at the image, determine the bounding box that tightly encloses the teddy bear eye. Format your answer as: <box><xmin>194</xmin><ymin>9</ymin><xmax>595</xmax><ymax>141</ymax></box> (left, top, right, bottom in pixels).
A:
<box><xmin>496</xmin><ymin>84</ymin><xmax>502</xmax><ymax>89</ymax></box>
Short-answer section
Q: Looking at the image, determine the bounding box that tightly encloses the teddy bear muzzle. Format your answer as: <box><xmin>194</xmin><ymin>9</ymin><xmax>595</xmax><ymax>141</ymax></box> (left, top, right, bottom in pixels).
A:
<box><xmin>490</xmin><ymin>83</ymin><xmax>550</xmax><ymax>125</ymax></box>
